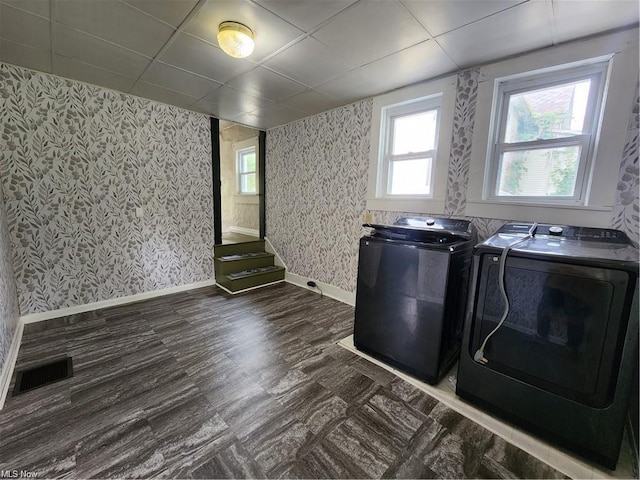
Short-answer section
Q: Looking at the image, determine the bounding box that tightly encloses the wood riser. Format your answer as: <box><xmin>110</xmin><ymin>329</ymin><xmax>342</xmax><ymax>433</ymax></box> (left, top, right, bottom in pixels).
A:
<box><xmin>215</xmin><ymin>255</ymin><xmax>275</xmax><ymax>275</ymax></box>
<box><xmin>217</xmin><ymin>268</ymin><xmax>286</xmax><ymax>292</ymax></box>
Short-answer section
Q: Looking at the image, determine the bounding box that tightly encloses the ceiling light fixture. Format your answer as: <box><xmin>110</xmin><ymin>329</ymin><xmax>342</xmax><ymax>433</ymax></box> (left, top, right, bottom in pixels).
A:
<box><xmin>217</xmin><ymin>21</ymin><xmax>255</xmax><ymax>59</ymax></box>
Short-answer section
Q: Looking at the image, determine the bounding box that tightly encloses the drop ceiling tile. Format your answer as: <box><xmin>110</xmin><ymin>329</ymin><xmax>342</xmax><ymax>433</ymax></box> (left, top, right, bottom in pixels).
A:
<box><xmin>123</xmin><ymin>0</ymin><xmax>198</xmax><ymax>27</ymax></box>
<box><xmin>54</xmin><ymin>0</ymin><xmax>175</xmax><ymax>58</ymax></box>
<box><xmin>130</xmin><ymin>81</ymin><xmax>200</xmax><ymax>109</ymax></box>
<box><xmin>159</xmin><ymin>33</ymin><xmax>253</xmax><ymax>84</ymax></box>
<box><xmin>280</xmin><ymin>89</ymin><xmax>344</xmax><ymax>114</ymax></box>
<box><xmin>552</xmin><ymin>0</ymin><xmax>640</xmax><ymax>43</ymax></box>
<box><xmin>357</xmin><ymin>40</ymin><xmax>458</xmax><ymax>90</ymax></box>
<box><xmin>54</xmin><ymin>24</ymin><xmax>152</xmax><ymax>78</ymax></box>
<box><xmin>203</xmin><ymin>85</ymin><xmax>274</xmax><ymax>113</ymax></box>
<box><xmin>312</xmin><ymin>0</ymin><xmax>429</xmax><ymax>67</ymax></box>
<box><xmin>314</xmin><ymin>68</ymin><xmax>381</xmax><ymax>103</ymax></box>
<box><xmin>190</xmin><ymin>99</ymin><xmax>220</xmax><ymax>116</ymax></box>
<box><xmin>0</xmin><ymin>39</ymin><xmax>51</xmax><ymax>72</ymax></box>
<box><xmin>437</xmin><ymin>0</ymin><xmax>553</xmax><ymax>68</ymax></box>
<box><xmin>0</xmin><ymin>3</ymin><xmax>50</xmax><ymax>51</ymax></box>
<box><xmin>184</xmin><ymin>0</ymin><xmax>304</xmax><ymax>62</ymax></box>
<box><xmin>140</xmin><ymin>62</ymin><xmax>221</xmax><ymax>99</ymax></box>
<box><xmin>401</xmin><ymin>0</ymin><xmax>524</xmax><ymax>36</ymax></box>
<box><xmin>236</xmin><ymin>103</ymin><xmax>307</xmax><ymax>129</ymax></box>
<box><xmin>254</xmin><ymin>0</ymin><xmax>356</xmax><ymax>32</ymax></box>
<box><xmin>315</xmin><ymin>42</ymin><xmax>454</xmax><ymax>104</ymax></box>
<box><xmin>191</xmin><ymin>96</ymin><xmax>269</xmax><ymax>121</ymax></box>
<box><xmin>53</xmin><ymin>55</ymin><xmax>137</xmax><ymax>92</ymax></box>
<box><xmin>1</xmin><ymin>0</ymin><xmax>50</xmax><ymax>19</ymax></box>
<box><xmin>226</xmin><ymin>66</ymin><xmax>307</xmax><ymax>101</ymax></box>
<box><xmin>264</xmin><ymin>37</ymin><xmax>354</xmax><ymax>87</ymax></box>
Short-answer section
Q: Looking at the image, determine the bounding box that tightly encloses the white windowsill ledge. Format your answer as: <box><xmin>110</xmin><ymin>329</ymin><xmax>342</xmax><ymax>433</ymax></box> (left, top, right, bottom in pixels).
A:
<box><xmin>465</xmin><ymin>201</ymin><xmax>613</xmax><ymax>227</ymax></box>
<box><xmin>366</xmin><ymin>197</ymin><xmax>445</xmax><ymax>214</ymax></box>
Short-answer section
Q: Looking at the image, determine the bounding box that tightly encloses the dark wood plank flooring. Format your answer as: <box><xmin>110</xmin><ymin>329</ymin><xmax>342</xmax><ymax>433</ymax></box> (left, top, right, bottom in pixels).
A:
<box><xmin>0</xmin><ymin>283</ymin><xmax>566</xmax><ymax>479</ymax></box>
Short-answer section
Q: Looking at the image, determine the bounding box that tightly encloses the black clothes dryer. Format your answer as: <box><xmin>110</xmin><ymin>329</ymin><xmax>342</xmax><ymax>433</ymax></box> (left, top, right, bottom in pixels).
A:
<box><xmin>456</xmin><ymin>223</ymin><xmax>639</xmax><ymax>469</ymax></box>
<box><xmin>354</xmin><ymin>217</ymin><xmax>477</xmax><ymax>384</ymax></box>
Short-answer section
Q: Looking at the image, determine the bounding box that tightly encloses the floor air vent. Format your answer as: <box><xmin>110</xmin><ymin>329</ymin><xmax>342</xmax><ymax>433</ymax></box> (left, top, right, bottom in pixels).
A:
<box><xmin>13</xmin><ymin>357</ymin><xmax>73</xmax><ymax>396</ymax></box>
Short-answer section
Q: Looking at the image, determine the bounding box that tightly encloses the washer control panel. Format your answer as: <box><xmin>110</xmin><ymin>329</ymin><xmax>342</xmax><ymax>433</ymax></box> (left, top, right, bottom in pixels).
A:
<box><xmin>497</xmin><ymin>223</ymin><xmax>629</xmax><ymax>243</ymax></box>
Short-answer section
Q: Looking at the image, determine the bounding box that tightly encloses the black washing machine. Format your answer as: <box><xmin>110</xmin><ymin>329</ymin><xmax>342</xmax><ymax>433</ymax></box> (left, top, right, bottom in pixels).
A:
<box><xmin>353</xmin><ymin>217</ymin><xmax>477</xmax><ymax>384</ymax></box>
<box><xmin>456</xmin><ymin>223</ymin><xmax>639</xmax><ymax>469</ymax></box>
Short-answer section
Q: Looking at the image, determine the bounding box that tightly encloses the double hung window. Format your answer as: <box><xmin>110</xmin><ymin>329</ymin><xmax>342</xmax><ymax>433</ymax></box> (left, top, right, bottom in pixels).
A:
<box><xmin>487</xmin><ymin>62</ymin><xmax>608</xmax><ymax>204</ymax></box>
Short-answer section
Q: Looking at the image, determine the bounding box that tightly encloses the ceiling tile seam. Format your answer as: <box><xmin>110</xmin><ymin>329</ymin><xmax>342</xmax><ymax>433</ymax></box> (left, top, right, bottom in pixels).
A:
<box><xmin>280</xmin><ymin>87</ymin><xmax>343</xmax><ymax>105</ymax></box>
<box><xmin>0</xmin><ymin>37</ymin><xmax>51</xmax><ymax>54</ymax></box>
<box><xmin>246</xmin><ymin>0</ymin><xmax>359</xmax><ymax>37</ymax></box>
<box><xmin>258</xmin><ymin>64</ymin><xmax>316</xmax><ymax>90</ymax></box>
<box><xmin>117</xmin><ymin>0</ymin><xmax>185</xmax><ymax>31</ymax></box>
<box><xmin>547</xmin><ymin>0</ymin><xmax>560</xmax><ymax>46</ymax></box>
<box><xmin>129</xmin><ymin>0</ymin><xmax>209</xmax><ymax>94</ymax></box>
<box><xmin>49</xmin><ymin>0</ymin><xmax>56</xmax><ymax>73</ymax></box>
<box><xmin>51</xmin><ymin>22</ymin><xmax>155</xmax><ymax>62</ymax></box>
<box><xmin>0</xmin><ymin>1</ymin><xmax>49</xmax><ymax>21</ymax></box>
<box><xmin>427</xmin><ymin>0</ymin><xmax>533</xmax><ymax>40</ymax></box>
<box><xmin>49</xmin><ymin>53</ymin><xmax>139</xmax><ymax>84</ymax></box>
<box><xmin>397</xmin><ymin>0</ymin><xmax>434</xmax><ymax>39</ymax></box>
<box><xmin>185</xmin><ymin>84</ymin><xmax>277</xmax><ymax>112</ymax></box>
<box><xmin>429</xmin><ymin>37</ymin><xmax>462</xmax><ymax>71</ymax></box>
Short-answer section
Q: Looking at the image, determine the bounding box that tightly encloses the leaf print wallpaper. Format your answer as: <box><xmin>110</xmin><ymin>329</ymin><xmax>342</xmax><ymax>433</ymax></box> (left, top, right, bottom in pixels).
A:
<box><xmin>0</xmin><ymin>63</ymin><xmax>214</xmax><ymax>315</ymax></box>
<box><xmin>0</xmin><ymin>181</ymin><xmax>20</xmax><ymax>372</ymax></box>
<box><xmin>266</xmin><ymin>101</ymin><xmax>372</xmax><ymax>293</ymax></box>
<box><xmin>610</xmin><ymin>82</ymin><xmax>639</xmax><ymax>245</ymax></box>
<box><xmin>266</xmin><ymin>70</ymin><xmax>639</xmax><ymax>294</ymax></box>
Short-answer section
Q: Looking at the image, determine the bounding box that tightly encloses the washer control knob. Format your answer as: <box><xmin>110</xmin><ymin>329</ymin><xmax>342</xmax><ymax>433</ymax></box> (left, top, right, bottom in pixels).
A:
<box><xmin>549</xmin><ymin>226</ymin><xmax>563</xmax><ymax>236</ymax></box>
<box><xmin>426</xmin><ymin>218</ymin><xmax>435</xmax><ymax>226</ymax></box>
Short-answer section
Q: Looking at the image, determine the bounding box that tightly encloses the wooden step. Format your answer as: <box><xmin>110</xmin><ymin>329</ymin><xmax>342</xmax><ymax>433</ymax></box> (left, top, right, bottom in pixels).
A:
<box><xmin>214</xmin><ymin>240</ymin><xmax>265</xmax><ymax>258</ymax></box>
<box><xmin>217</xmin><ymin>265</ymin><xmax>286</xmax><ymax>293</ymax></box>
<box><xmin>215</xmin><ymin>251</ymin><xmax>275</xmax><ymax>275</ymax></box>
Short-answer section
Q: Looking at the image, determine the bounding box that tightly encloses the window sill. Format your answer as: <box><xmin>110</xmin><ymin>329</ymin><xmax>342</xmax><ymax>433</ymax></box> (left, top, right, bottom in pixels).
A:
<box><xmin>234</xmin><ymin>194</ymin><xmax>259</xmax><ymax>205</ymax></box>
<box><xmin>465</xmin><ymin>200</ymin><xmax>613</xmax><ymax>226</ymax></box>
<box><xmin>366</xmin><ymin>197</ymin><xmax>445</xmax><ymax>214</ymax></box>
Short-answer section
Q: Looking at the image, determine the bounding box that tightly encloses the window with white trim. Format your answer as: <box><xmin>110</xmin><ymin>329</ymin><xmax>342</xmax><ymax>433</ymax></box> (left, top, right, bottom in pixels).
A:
<box><xmin>366</xmin><ymin>75</ymin><xmax>457</xmax><ymax>214</ymax></box>
<box><xmin>237</xmin><ymin>146</ymin><xmax>256</xmax><ymax>194</ymax></box>
<box><xmin>487</xmin><ymin>62</ymin><xmax>607</xmax><ymax>204</ymax></box>
<box><xmin>381</xmin><ymin>96</ymin><xmax>440</xmax><ymax>197</ymax></box>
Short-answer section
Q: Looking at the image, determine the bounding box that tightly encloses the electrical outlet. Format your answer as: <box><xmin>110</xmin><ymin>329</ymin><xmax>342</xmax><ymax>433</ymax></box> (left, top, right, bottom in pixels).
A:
<box><xmin>135</xmin><ymin>207</ymin><xmax>144</xmax><ymax>218</ymax></box>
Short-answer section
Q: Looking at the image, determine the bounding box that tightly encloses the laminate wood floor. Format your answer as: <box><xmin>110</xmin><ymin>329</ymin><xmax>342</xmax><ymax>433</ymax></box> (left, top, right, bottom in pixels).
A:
<box><xmin>0</xmin><ymin>283</ymin><xmax>567</xmax><ymax>479</ymax></box>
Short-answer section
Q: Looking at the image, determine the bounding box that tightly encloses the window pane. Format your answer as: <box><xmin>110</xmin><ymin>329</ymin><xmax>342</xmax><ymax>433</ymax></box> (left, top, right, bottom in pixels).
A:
<box><xmin>392</xmin><ymin>109</ymin><xmax>438</xmax><ymax>154</ymax></box>
<box><xmin>504</xmin><ymin>79</ymin><xmax>592</xmax><ymax>143</ymax></box>
<box><xmin>496</xmin><ymin>146</ymin><xmax>580</xmax><ymax>197</ymax></box>
<box><xmin>389</xmin><ymin>158</ymin><xmax>432</xmax><ymax>195</ymax></box>
<box><xmin>241</xmin><ymin>173</ymin><xmax>256</xmax><ymax>193</ymax></box>
<box><xmin>240</xmin><ymin>151</ymin><xmax>256</xmax><ymax>173</ymax></box>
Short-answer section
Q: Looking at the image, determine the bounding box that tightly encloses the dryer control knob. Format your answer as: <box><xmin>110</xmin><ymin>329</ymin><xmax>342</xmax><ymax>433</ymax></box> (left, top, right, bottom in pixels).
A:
<box><xmin>549</xmin><ymin>226</ymin><xmax>563</xmax><ymax>236</ymax></box>
<box><xmin>426</xmin><ymin>218</ymin><xmax>435</xmax><ymax>226</ymax></box>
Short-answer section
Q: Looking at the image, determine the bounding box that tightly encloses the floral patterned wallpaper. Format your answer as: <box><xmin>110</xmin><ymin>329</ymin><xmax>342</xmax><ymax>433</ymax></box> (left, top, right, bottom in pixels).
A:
<box><xmin>0</xmin><ymin>63</ymin><xmax>214</xmax><ymax>315</ymax></box>
<box><xmin>610</xmin><ymin>82</ymin><xmax>639</xmax><ymax>245</ymax></box>
<box><xmin>266</xmin><ymin>70</ymin><xmax>639</xmax><ymax>294</ymax></box>
<box><xmin>266</xmin><ymin>101</ymin><xmax>372</xmax><ymax>292</ymax></box>
<box><xmin>0</xmin><ymin>181</ymin><xmax>20</xmax><ymax>371</ymax></box>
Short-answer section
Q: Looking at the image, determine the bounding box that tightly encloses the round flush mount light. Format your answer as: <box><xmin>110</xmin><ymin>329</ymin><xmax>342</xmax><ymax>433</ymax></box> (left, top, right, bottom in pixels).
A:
<box><xmin>217</xmin><ymin>21</ymin><xmax>255</xmax><ymax>58</ymax></box>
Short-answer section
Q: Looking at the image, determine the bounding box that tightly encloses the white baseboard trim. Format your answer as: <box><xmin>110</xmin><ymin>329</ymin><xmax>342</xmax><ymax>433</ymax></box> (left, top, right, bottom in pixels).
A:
<box><xmin>285</xmin><ymin>272</ymin><xmax>355</xmax><ymax>306</ymax></box>
<box><xmin>215</xmin><ymin>279</ymin><xmax>285</xmax><ymax>296</ymax></box>
<box><xmin>264</xmin><ymin>237</ymin><xmax>287</xmax><ymax>269</ymax></box>
<box><xmin>0</xmin><ymin>322</ymin><xmax>24</xmax><ymax>409</ymax></box>
<box><xmin>228</xmin><ymin>226</ymin><xmax>259</xmax><ymax>237</ymax></box>
<box><xmin>20</xmin><ymin>279</ymin><xmax>216</xmax><ymax>324</ymax></box>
